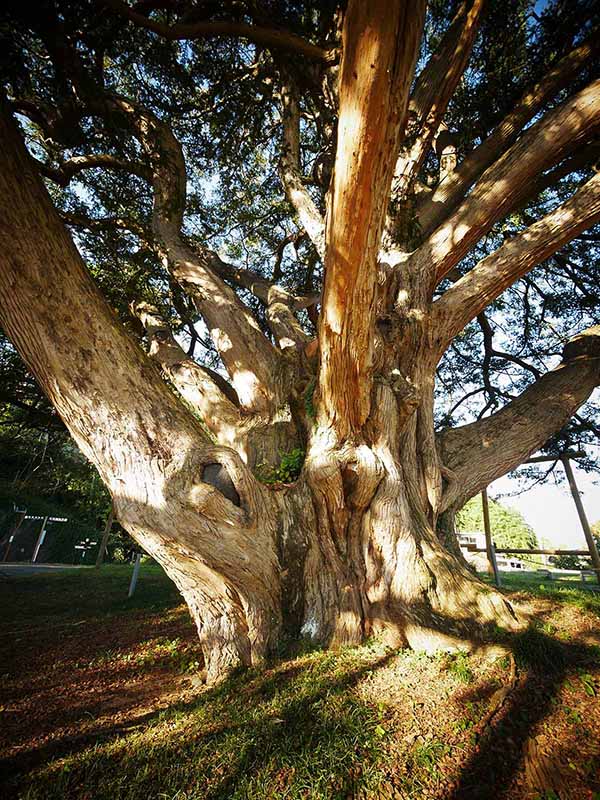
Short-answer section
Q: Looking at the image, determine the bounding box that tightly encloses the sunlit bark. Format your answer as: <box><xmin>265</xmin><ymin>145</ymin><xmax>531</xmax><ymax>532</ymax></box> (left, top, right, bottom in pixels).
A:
<box><xmin>2</xmin><ymin>3</ymin><xmax>600</xmax><ymax>683</ymax></box>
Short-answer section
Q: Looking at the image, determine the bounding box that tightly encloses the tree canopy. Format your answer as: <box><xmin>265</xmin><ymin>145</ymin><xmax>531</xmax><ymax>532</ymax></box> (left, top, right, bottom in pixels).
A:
<box><xmin>1</xmin><ymin>0</ymin><xmax>599</xmax><ymax>469</ymax></box>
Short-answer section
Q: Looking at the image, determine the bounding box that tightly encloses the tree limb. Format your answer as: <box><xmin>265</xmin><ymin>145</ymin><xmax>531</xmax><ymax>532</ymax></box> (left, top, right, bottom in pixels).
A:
<box><xmin>392</xmin><ymin>0</ymin><xmax>485</xmax><ymax>203</ymax></box>
<box><xmin>90</xmin><ymin>92</ymin><xmax>287</xmax><ymax>412</ymax></box>
<box><xmin>408</xmin><ymin>77</ymin><xmax>600</xmax><ymax>290</ymax></box>
<box><xmin>418</xmin><ymin>33</ymin><xmax>600</xmax><ymax>236</ymax></box>
<box><xmin>62</xmin><ymin>210</ymin><xmax>154</xmax><ymax>244</ymax></box>
<box><xmin>132</xmin><ymin>301</ymin><xmax>243</xmax><ymax>442</ymax></box>
<box><xmin>101</xmin><ymin>0</ymin><xmax>336</xmax><ymax>63</ymax></box>
<box><xmin>432</xmin><ymin>171</ymin><xmax>600</xmax><ymax>348</ymax></box>
<box><xmin>438</xmin><ymin>325</ymin><xmax>600</xmax><ymax>511</ymax></box>
<box><xmin>36</xmin><ymin>152</ymin><xmax>152</xmax><ymax>186</ymax></box>
<box><xmin>278</xmin><ymin>79</ymin><xmax>325</xmax><ymax>260</ymax></box>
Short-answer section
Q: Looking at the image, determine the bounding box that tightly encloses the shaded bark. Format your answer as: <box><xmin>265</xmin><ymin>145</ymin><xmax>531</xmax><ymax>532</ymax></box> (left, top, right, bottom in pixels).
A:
<box><xmin>3</xmin><ymin>3</ymin><xmax>600</xmax><ymax>686</ymax></box>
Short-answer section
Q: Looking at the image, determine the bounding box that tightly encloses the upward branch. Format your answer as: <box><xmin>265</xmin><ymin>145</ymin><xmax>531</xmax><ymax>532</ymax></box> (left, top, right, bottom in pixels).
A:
<box><xmin>89</xmin><ymin>93</ymin><xmax>285</xmax><ymax>413</ymax></box>
<box><xmin>418</xmin><ymin>32</ymin><xmax>600</xmax><ymax>236</ymax></box>
<box><xmin>439</xmin><ymin>325</ymin><xmax>600</xmax><ymax>511</ymax></box>
<box><xmin>279</xmin><ymin>79</ymin><xmax>325</xmax><ymax>260</ymax></box>
<box><xmin>432</xmin><ymin>171</ymin><xmax>600</xmax><ymax>348</ymax></box>
<box><xmin>409</xmin><ymin>77</ymin><xmax>600</xmax><ymax>290</ymax></box>
<box><xmin>0</xmin><ymin>100</ymin><xmax>205</xmax><ymax>492</ymax></box>
<box><xmin>391</xmin><ymin>0</ymin><xmax>485</xmax><ymax>204</ymax></box>
<box><xmin>318</xmin><ymin>0</ymin><xmax>426</xmax><ymax>438</ymax></box>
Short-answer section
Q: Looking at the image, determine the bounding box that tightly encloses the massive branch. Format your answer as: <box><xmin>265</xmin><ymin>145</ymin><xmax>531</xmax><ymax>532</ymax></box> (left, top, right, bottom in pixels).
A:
<box><xmin>391</xmin><ymin>0</ymin><xmax>484</xmax><ymax>204</ymax></box>
<box><xmin>318</xmin><ymin>0</ymin><xmax>426</xmax><ymax>438</ymax></box>
<box><xmin>90</xmin><ymin>93</ymin><xmax>286</xmax><ymax>413</ymax></box>
<box><xmin>0</xmin><ymin>100</ymin><xmax>283</xmax><ymax>681</ymax></box>
<box><xmin>418</xmin><ymin>33</ymin><xmax>600</xmax><ymax>236</ymax></box>
<box><xmin>439</xmin><ymin>325</ymin><xmax>600</xmax><ymax>511</ymax></box>
<box><xmin>409</xmin><ymin>77</ymin><xmax>600</xmax><ymax>290</ymax></box>
<box><xmin>432</xmin><ymin>171</ymin><xmax>600</xmax><ymax>348</ymax></box>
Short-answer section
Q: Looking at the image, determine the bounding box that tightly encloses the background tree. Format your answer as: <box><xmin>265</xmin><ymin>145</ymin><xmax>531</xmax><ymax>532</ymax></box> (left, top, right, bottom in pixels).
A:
<box><xmin>0</xmin><ymin>0</ymin><xmax>599</xmax><ymax>681</ymax></box>
<box><xmin>457</xmin><ymin>496</ymin><xmax>538</xmax><ymax>551</ymax></box>
<box><xmin>551</xmin><ymin>521</ymin><xmax>600</xmax><ymax>570</ymax></box>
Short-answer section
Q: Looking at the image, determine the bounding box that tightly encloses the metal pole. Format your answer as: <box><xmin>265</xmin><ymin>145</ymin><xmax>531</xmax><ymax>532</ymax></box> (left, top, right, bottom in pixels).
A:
<box><xmin>2</xmin><ymin>510</ymin><xmax>26</xmax><ymax>562</ymax></box>
<box><xmin>95</xmin><ymin>506</ymin><xmax>114</xmax><ymax>568</ymax></box>
<box><xmin>128</xmin><ymin>553</ymin><xmax>142</xmax><ymax>598</ymax></box>
<box><xmin>31</xmin><ymin>516</ymin><xmax>49</xmax><ymax>563</ymax></box>
<box><xmin>482</xmin><ymin>488</ymin><xmax>501</xmax><ymax>587</ymax></box>
<box><xmin>561</xmin><ymin>455</ymin><xmax>600</xmax><ymax>585</ymax></box>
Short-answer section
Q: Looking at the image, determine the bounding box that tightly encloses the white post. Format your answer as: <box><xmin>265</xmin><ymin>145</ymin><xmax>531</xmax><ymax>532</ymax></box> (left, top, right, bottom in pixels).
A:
<box><xmin>128</xmin><ymin>553</ymin><xmax>142</xmax><ymax>598</ymax></box>
<box><xmin>31</xmin><ymin>516</ymin><xmax>49</xmax><ymax>563</ymax></box>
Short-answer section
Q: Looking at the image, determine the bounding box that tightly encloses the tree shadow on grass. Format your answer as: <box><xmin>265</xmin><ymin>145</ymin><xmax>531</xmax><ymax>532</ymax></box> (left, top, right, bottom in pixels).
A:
<box><xmin>443</xmin><ymin>626</ymin><xmax>600</xmax><ymax>800</ymax></box>
<box><xmin>2</xmin><ymin>646</ymin><xmax>398</xmax><ymax>800</ymax></box>
<box><xmin>3</xmin><ymin>582</ymin><xmax>600</xmax><ymax>800</ymax></box>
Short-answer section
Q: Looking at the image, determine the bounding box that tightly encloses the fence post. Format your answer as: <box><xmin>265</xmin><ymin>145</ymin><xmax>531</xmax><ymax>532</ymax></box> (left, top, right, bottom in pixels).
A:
<box><xmin>2</xmin><ymin>509</ymin><xmax>26</xmax><ymax>562</ymax></box>
<box><xmin>31</xmin><ymin>516</ymin><xmax>49</xmax><ymax>563</ymax></box>
<box><xmin>482</xmin><ymin>488</ymin><xmax>501</xmax><ymax>587</ymax></box>
<box><xmin>128</xmin><ymin>553</ymin><xmax>142</xmax><ymax>598</ymax></box>
<box><xmin>561</xmin><ymin>455</ymin><xmax>600</xmax><ymax>586</ymax></box>
<box><xmin>95</xmin><ymin>506</ymin><xmax>114</xmax><ymax>568</ymax></box>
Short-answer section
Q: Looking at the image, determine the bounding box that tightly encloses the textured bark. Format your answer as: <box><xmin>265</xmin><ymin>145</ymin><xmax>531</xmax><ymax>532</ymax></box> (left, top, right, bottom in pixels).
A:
<box><xmin>318</xmin><ymin>0</ymin><xmax>426</xmax><ymax>437</ymax></box>
<box><xmin>432</xmin><ymin>171</ymin><xmax>600</xmax><ymax>347</ymax></box>
<box><xmin>0</xmin><ymin>101</ymin><xmax>282</xmax><ymax>683</ymax></box>
<box><xmin>438</xmin><ymin>326</ymin><xmax>600</xmax><ymax>512</ymax></box>
<box><xmin>417</xmin><ymin>33</ymin><xmax>600</xmax><ymax>236</ymax></box>
<box><xmin>410</xmin><ymin>78</ymin><xmax>600</xmax><ymax>289</ymax></box>
<box><xmin>4</xmin><ymin>5</ymin><xmax>600</xmax><ymax>686</ymax></box>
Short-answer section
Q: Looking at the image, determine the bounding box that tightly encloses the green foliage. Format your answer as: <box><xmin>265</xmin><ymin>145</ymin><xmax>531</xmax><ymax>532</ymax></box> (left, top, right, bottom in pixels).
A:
<box><xmin>303</xmin><ymin>378</ymin><xmax>317</xmax><ymax>421</ymax></box>
<box><xmin>256</xmin><ymin>448</ymin><xmax>305</xmax><ymax>485</ymax></box>
<box><xmin>443</xmin><ymin>651</ymin><xmax>475</xmax><ymax>684</ymax></box>
<box><xmin>551</xmin><ymin>524</ymin><xmax>600</xmax><ymax>570</ymax></box>
<box><xmin>457</xmin><ymin>495</ymin><xmax>538</xmax><ymax>550</ymax></box>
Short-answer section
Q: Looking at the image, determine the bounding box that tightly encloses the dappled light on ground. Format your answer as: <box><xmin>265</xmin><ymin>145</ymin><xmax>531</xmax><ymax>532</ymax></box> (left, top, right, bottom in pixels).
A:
<box><xmin>1</xmin><ymin>567</ymin><xmax>599</xmax><ymax>799</ymax></box>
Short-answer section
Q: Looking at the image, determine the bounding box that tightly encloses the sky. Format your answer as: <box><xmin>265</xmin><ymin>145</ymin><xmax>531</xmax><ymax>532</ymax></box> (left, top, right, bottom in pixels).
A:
<box><xmin>490</xmin><ymin>456</ymin><xmax>599</xmax><ymax>549</ymax></box>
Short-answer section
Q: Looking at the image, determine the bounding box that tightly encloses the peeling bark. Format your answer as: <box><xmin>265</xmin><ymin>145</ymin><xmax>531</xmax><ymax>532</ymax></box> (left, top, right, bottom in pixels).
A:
<box><xmin>3</xmin><ymin>4</ymin><xmax>600</xmax><ymax>686</ymax></box>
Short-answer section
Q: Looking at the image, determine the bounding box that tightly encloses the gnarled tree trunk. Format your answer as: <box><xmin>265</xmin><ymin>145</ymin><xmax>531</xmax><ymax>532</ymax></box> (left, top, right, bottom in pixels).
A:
<box><xmin>2</xmin><ymin>0</ymin><xmax>600</xmax><ymax>683</ymax></box>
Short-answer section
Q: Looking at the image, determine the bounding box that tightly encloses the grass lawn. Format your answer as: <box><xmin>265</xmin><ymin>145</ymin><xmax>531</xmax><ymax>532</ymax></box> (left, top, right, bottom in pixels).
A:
<box><xmin>1</xmin><ymin>565</ymin><xmax>599</xmax><ymax>799</ymax></box>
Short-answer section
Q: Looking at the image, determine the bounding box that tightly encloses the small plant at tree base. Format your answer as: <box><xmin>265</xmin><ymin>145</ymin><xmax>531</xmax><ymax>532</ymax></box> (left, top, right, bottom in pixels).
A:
<box><xmin>443</xmin><ymin>651</ymin><xmax>475</xmax><ymax>684</ymax></box>
<box><xmin>256</xmin><ymin>448</ymin><xmax>305</xmax><ymax>485</ymax></box>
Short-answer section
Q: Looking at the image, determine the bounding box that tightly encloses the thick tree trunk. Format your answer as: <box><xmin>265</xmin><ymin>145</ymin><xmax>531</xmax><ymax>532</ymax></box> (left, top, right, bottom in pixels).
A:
<box><xmin>278</xmin><ymin>382</ymin><xmax>520</xmax><ymax>659</ymax></box>
<box><xmin>0</xmin><ymin>83</ymin><xmax>522</xmax><ymax>688</ymax></box>
<box><xmin>5</xmin><ymin>0</ymin><xmax>599</xmax><ymax>684</ymax></box>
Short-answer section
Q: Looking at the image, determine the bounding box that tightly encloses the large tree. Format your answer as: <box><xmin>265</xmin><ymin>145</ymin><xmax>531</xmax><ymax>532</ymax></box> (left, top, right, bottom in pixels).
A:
<box><xmin>1</xmin><ymin>0</ymin><xmax>599</xmax><ymax>682</ymax></box>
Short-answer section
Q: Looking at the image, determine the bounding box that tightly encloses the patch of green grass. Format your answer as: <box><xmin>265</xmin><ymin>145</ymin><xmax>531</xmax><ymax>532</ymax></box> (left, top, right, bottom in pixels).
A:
<box><xmin>444</xmin><ymin>651</ymin><xmax>474</xmax><ymax>684</ymax></box>
<box><xmin>13</xmin><ymin>646</ymin><xmax>396</xmax><ymax>800</ymax></box>
<box><xmin>452</xmin><ymin>716</ymin><xmax>473</xmax><ymax>734</ymax></box>
<box><xmin>410</xmin><ymin>739</ymin><xmax>451</xmax><ymax>780</ymax></box>
<box><xmin>87</xmin><ymin>636</ymin><xmax>201</xmax><ymax>674</ymax></box>
<box><xmin>0</xmin><ymin>564</ymin><xmax>181</xmax><ymax>632</ymax></box>
<box><xmin>485</xmin><ymin>572</ymin><xmax>600</xmax><ymax>618</ymax></box>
